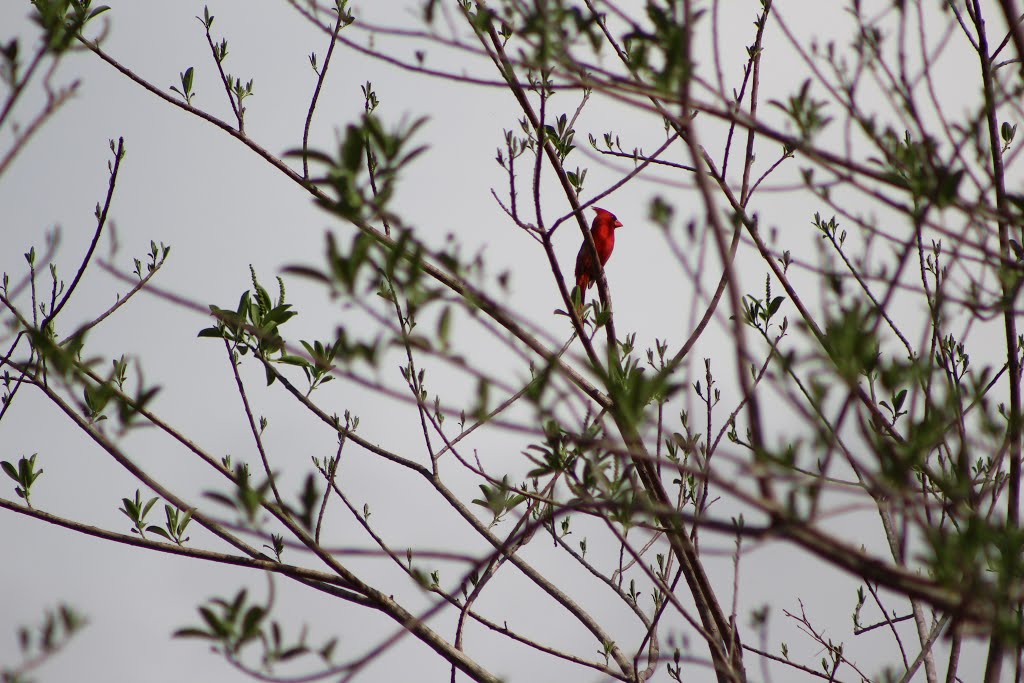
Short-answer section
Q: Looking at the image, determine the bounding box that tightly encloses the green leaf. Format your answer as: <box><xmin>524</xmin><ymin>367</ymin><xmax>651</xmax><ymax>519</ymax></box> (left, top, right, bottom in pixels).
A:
<box><xmin>178</xmin><ymin>508</ymin><xmax>194</xmax><ymax>534</ymax></box>
<box><xmin>893</xmin><ymin>389</ymin><xmax>907</xmax><ymax>412</ymax></box>
<box><xmin>173</xmin><ymin>627</ymin><xmax>213</xmax><ymax>639</ymax></box>
<box><xmin>1</xmin><ymin>460</ymin><xmax>18</xmax><ymax>482</ymax></box>
<box><xmin>320</xmin><ymin>637</ymin><xmax>338</xmax><ymax>661</ymax></box>
<box><xmin>199</xmin><ymin>606</ymin><xmax>228</xmax><ymax>638</ymax></box>
<box><xmin>197</xmin><ymin>325</ymin><xmax>225</xmax><ymax>338</ymax></box>
<box><xmin>279</xmin><ymin>644</ymin><xmax>310</xmax><ymax>661</ymax></box>
<box><xmin>239</xmin><ymin>605</ymin><xmax>266</xmax><ymax>643</ymax></box>
<box><xmin>1002</xmin><ymin>121</ymin><xmax>1017</xmax><ymax>143</ymax></box>
<box><xmin>437</xmin><ymin>306</ymin><xmax>451</xmax><ymax>347</ymax></box>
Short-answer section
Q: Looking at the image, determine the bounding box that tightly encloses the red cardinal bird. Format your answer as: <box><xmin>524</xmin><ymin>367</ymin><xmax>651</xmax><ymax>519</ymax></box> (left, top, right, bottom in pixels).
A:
<box><xmin>574</xmin><ymin>207</ymin><xmax>623</xmax><ymax>302</ymax></box>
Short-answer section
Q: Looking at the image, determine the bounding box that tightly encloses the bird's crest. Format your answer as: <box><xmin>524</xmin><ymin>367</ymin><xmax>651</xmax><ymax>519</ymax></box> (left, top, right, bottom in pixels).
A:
<box><xmin>592</xmin><ymin>206</ymin><xmax>623</xmax><ymax>228</ymax></box>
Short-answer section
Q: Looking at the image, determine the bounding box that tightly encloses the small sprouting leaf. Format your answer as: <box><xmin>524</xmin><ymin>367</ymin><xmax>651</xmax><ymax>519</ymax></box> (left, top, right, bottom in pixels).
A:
<box><xmin>1001</xmin><ymin>121</ymin><xmax>1017</xmax><ymax>144</ymax></box>
<box><xmin>893</xmin><ymin>389</ymin><xmax>907</xmax><ymax>412</ymax></box>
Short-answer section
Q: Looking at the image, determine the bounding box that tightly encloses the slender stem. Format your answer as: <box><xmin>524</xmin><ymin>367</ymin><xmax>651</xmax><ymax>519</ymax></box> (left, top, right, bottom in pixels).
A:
<box><xmin>302</xmin><ymin>11</ymin><xmax>345</xmax><ymax>179</ymax></box>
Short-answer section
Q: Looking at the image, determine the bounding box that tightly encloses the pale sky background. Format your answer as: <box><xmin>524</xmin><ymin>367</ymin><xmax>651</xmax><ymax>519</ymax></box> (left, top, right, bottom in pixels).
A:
<box><xmin>0</xmin><ymin>1</ymin><xmax>1005</xmax><ymax>682</ymax></box>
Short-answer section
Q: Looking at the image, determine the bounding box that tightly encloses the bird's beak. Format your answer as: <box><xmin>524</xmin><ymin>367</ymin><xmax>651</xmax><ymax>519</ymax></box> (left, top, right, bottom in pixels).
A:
<box><xmin>614</xmin><ymin>220</ymin><xmax>623</xmax><ymax>228</ymax></box>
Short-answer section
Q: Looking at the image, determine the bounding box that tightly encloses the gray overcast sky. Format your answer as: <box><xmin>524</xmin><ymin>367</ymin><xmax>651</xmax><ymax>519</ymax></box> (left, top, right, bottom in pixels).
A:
<box><xmin>0</xmin><ymin>1</ymin><xmax>1000</xmax><ymax>682</ymax></box>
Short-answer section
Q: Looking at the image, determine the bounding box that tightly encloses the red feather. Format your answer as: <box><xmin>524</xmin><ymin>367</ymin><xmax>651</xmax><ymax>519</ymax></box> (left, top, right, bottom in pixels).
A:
<box><xmin>574</xmin><ymin>207</ymin><xmax>623</xmax><ymax>295</ymax></box>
